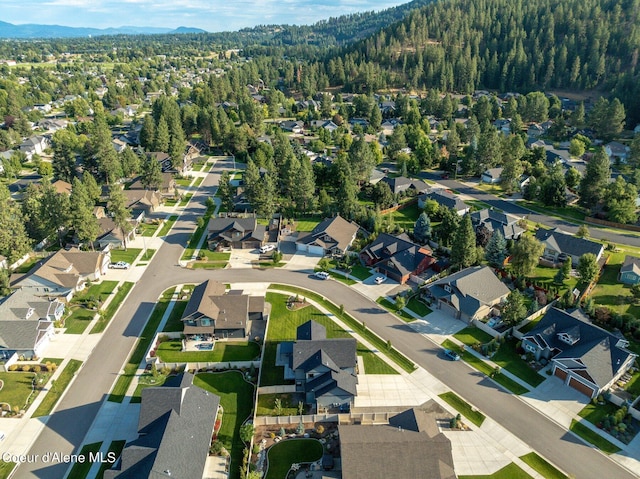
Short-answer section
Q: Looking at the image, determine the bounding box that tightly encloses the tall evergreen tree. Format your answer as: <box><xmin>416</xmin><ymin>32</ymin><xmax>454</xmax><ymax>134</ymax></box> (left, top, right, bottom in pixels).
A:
<box><xmin>82</xmin><ymin>172</ymin><xmax>101</xmax><ymax>204</ymax></box>
<box><xmin>579</xmin><ymin>146</ymin><xmax>610</xmax><ymax>210</ymax></box>
<box><xmin>139</xmin><ymin>114</ymin><xmax>155</xmax><ymax>150</ymax></box>
<box><xmin>451</xmin><ymin>214</ymin><xmax>476</xmax><ymax>269</ymax></box>
<box><xmin>140</xmin><ymin>155</ymin><xmax>163</xmax><ymax>191</ymax></box>
<box><xmin>485</xmin><ymin>230</ymin><xmax>507</xmax><ymax>267</ymax></box>
<box><xmin>217</xmin><ymin>170</ymin><xmax>235</xmax><ymax>212</ymax></box>
<box><xmin>0</xmin><ymin>185</ymin><xmax>31</xmax><ymax>263</ymax></box>
<box><xmin>70</xmin><ymin>178</ymin><xmax>99</xmax><ymax>250</ymax></box>
<box><xmin>292</xmin><ymin>157</ymin><xmax>316</xmax><ymax>214</ymax></box>
<box><xmin>108</xmin><ymin>186</ymin><xmax>132</xmax><ymax>250</ymax></box>
<box><xmin>154</xmin><ymin>117</ymin><xmax>170</xmax><ymax>152</ymax></box>
<box><xmin>413</xmin><ymin>212</ymin><xmax>432</xmax><ymax>244</ymax></box>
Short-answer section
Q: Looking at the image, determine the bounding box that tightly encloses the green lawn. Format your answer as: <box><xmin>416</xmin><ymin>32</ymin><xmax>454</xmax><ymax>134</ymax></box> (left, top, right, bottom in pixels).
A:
<box><xmin>176</xmin><ymin>177</ymin><xmax>193</xmax><ymax>187</ymax></box>
<box><xmin>265</xmin><ymin>439</ymin><xmax>324</xmax><ymax>479</ymax></box>
<box><xmin>269</xmin><ymin>285</ymin><xmax>416</xmax><ymax>374</ymax></box>
<box><xmin>625</xmin><ymin>372</ymin><xmax>640</xmax><ymax>397</ymax></box>
<box><xmin>0</xmin><ymin>371</ymin><xmax>36</xmax><ymax>412</ymax></box>
<box><xmin>256</xmin><ymin>393</ymin><xmax>300</xmax><ymax>416</ymax></box>
<box><xmin>578</xmin><ymin>402</ymin><xmax>618</xmax><ymax>426</ymax></box>
<box><xmin>517</xmin><ymin>199</ymin><xmax>587</xmax><ymax>222</ymax></box>
<box><xmin>155</xmin><ymin>340</ymin><xmax>260</xmax><ymax>363</ymax></box>
<box><xmin>527</xmin><ymin>265</ymin><xmax>580</xmax><ymax>297</ymax></box>
<box><xmin>442</xmin><ymin>340</ymin><xmax>529</xmax><ymax>395</ymax></box>
<box><xmin>519</xmin><ymin>453</ymin><xmax>567</xmax><ymax>479</ymax></box>
<box><xmin>592</xmin><ymin>253</ymin><xmax>640</xmax><ymax>317</ymax></box>
<box><xmin>329</xmin><ymin>271</ymin><xmax>357</xmax><ymax>285</ymax></box>
<box><xmin>138</xmin><ymin>222</ymin><xmax>160</xmax><ymax>237</ymax></box>
<box><xmin>382</xmin><ymin>202</ymin><xmax>420</xmax><ymax>230</ymax></box>
<box><xmin>161</xmin><ymin>300</ymin><xmax>189</xmax><ymax>332</ymax></box>
<box><xmin>438</xmin><ymin>391</ymin><xmax>485</xmax><ymax>427</ymax></box>
<box><xmin>406</xmin><ymin>297</ymin><xmax>432</xmax><ymax>316</ymax></box>
<box><xmin>350</xmin><ymin>264</ymin><xmax>373</xmax><ymax>281</ymax></box>
<box><xmin>376</xmin><ymin>297</ymin><xmax>415</xmax><ymax>322</ymax></box>
<box><xmin>358</xmin><ymin>345</ymin><xmax>398</xmax><ymax>374</ymax></box>
<box><xmin>165</xmin><ymin>198</ymin><xmax>178</xmax><ymax>206</ymax></box>
<box><xmin>131</xmin><ymin>372</ymin><xmax>170</xmax><ymax>402</ymax></box>
<box><xmin>453</xmin><ymin>327</ymin><xmax>494</xmax><ymax>346</ymax></box>
<box><xmin>0</xmin><ymin>461</ymin><xmax>16</xmax><ymax>479</ymax></box>
<box><xmin>71</xmin><ymin>280</ymin><xmax>119</xmax><ymax>306</ymax></box>
<box><xmin>65</xmin><ymin>281</ymin><xmax>120</xmax><ymax>334</ymax></box>
<box><xmin>179</xmin><ymin>192</ymin><xmax>194</xmax><ymax>206</ymax></box>
<box><xmin>190</xmin><ymin>261</ymin><xmax>228</xmax><ymax>269</ymax></box>
<box><xmin>194</xmin><ymin>372</ymin><xmax>255</xmax><ymax>479</ymax></box>
<box><xmin>458</xmin><ymin>463</ymin><xmax>533</xmax><ymax>479</ymax></box>
<box><xmin>199</xmin><ymin>250</ymin><xmax>231</xmax><ymax>261</ymax></box>
<box><xmin>181</xmin><ymin>204</ymin><xmax>215</xmax><ymax>260</ymax></box>
<box><xmin>108</xmin><ymin>288</ymin><xmax>175</xmax><ymax>402</ymax></box>
<box><xmin>90</xmin><ymin>282</ymin><xmax>135</xmax><ymax>334</ymax></box>
<box><xmin>491</xmin><ymin>340</ymin><xmax>545</xmax><ymax>387</ymax></box>
<box><xmin>65</xmin><ymin>442</ymin><xmax>102</xmax><ymax>479</ymax></box>
<box><xmin>32</xmin><ymin>359</ymin><xmax>82</xmax><ymax>417</ymax></box>
<box><xmin>13</xmin><ymin>256</ymin><xmax>39</xmax><ymax>274</ymax></box>
<box><xmin>570</xmin><ymin>420</ymin><xmax>621</xmax><ymax>454</ymax></box>
<box><xmin>138</xmin><ymin>249</ymin><xmax>156</xmax><ymax>262</ymax></box>
<box><xmin>63</xmin><ymin>305</ymin><xmax>97</xmax><ymax>334</ymax></box>
<box><xmin>109</xmin><ymin>248</ymin><xmax>142</xmax><ymax>264</ymax></box>
<box><xmin>293</xmin><ymin>217</ymin><xmax>322</xmax><ymax>232</ymax></box>
<box><xmin>465</xmin><ymin>199</ymin><xmax>494</xmax><ymax>211</ymax></box>
<box><xmin>97</xmin><ymin>440</ymin><xmax>126</xmax><ymax>478</ymax></box>
<box><xmin>158</xmin><ymin>215</ymin><xmax>178</xmax><ymax>236</ymax></box>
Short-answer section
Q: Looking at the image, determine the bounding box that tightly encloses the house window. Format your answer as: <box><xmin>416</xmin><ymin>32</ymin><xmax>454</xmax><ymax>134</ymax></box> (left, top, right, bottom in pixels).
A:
<box><xmin>201</xmin><ymin>319</ymin><xmax>211</xmax><ymax>326</ymax></box>
<box><xmin>525</xmin><ymin>343</ymin><xmax>536</xmax><ymax>353</ymax></box>
<box><xmin>444</xmin><ymin>285</ymin><xmax>451</xmax><ymax>293</ymax></box>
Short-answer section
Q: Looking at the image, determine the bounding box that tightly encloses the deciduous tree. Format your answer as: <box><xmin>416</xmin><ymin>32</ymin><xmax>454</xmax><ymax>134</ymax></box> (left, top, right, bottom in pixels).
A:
<box><xmin>511</xmin><ymin>235</ymin><xmax>544</xmax><ymax>277</ymax></box>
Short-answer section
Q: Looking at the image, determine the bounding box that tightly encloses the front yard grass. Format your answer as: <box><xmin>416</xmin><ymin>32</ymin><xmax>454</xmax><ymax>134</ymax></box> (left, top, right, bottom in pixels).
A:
<box><xmin>161</xmin><ymin>300</ymin><xmax>189</xmax><ymax>332</ymax></box>
<box><xmin>517</xmin><ymin>199</ymin><xmax>587</xmax><ymax>222</ymax></box>
<box><xmin>358</xmin><ymin>345</ymin><xmax>398</xmax><ymax>374</ymax></box>
<box><xmin>438</xmin><ymin>391</ymin><xmax>485</xmax><ymax>427</ymax></box>
<box><xmin>376</xmin><ymin>297</ymin><xmax>415</xmax><ymax>322</ymax></box>
<box><xmin>293</xmin><ymin>217</ymin><xmax>322</xmax><ymax>232</ymax></box>
<box><xmin>578</xmin><ymin>401</ymin><xmax>618</xmax><ymax>426</ymax></box>
<box><xmin>109</xmin><ymin>248</ymin><xmax>142</xmax><ymax>264</ymax></box>
<box><xmin>32</xmin><ymin>359</ymin><xmax>82</xmax><ymax>417</ymax></box>
<box><xmin>491</xmin><ymin>340</ymin><xmax>545</xmax><ymax>387</ymax></box>
<box><xmin>270</xmin><ymin>285</ymin><xmax>416</xmax><ymax>374</ymax></box>
<box><xmin>527</xmin><ymin>265</ymin><xmax>580</xmax><ymax>297</ymax></box>
<box><xmin>179</xmin><ymin>192</ymin><xmax>193</xmax><ymax>206</ymax></box>
<box><xmin>13</xmin><ymin>256</ymin><xmax>39</xmax><ymax>274</ymax></box>
<box><xmin>138</xmin><ymin>222</ymin><xmax>160</xmax><ymax>237</ymax></box>
<box><xmin>155</xmin><ymin>340</ymin><xmax>260</xmax><ymax>363</ymax></box>
<box><xmin>330</xmin><ymin>271</ymin><xmax>356</xmax><ymax>285</ymax></box>
<box><xmin>406</xmin><ymin>297</ymin><xmax>432</xmax><ymax>316</ymax></box>
<box><xmin>157</xmin><ymin>215</ymin><xmax>178</xmax><ymax>236</ymax></box>
<box><xmin>453</xmin><ymin>327</ymin><xmax>493</xmax><ymax>346</ymax></box>
<box><xmin>382</xmin><ymin>201</ymin><xmax>420</xmax><ymax>231</ymax></box>
<box><xmin>519</xmin><ymin>452</ymin><xmax>567</xmax><ymax>479</ymax></box>
<box><xmin>131</xmin><ymin>372</ymin><xmax>170</xmax><ymax>402</ymax></box>
<box><xmin>108</xmin><ymin>287</ymin><xmax>175</xmax><ymax>402</ymax></box>
<box><xmin>0</xmin><ymin>371</ymin><xmax>36</xmax><ymax>412</ymax></box>
<box><xmin>194</xmin><ymin>372</ymin><xmax>254</xmax><ymax>479</ymax></box>
<box><xmin>65</xmin><ymin>442</ymin><xmax>102</xmax><ymax>479</ymax></box>
<box><xmin>90</xmin><ymin>282</ymin><xmax>135</xmax><ymax>334</ymax></box>
<box><xmin>265</xmin><ymin>439</ymin><xmax>324</xmax><ymax>479</ymax></box>
<box><xmin>96</xmin><ymin>440</ymin><xmax>126</xmax><ymax>478</ymax></box>
<box><xmin>570</xmin><ymin>419</ymin><xmax>621</xmax><ymax>454</ymax></box>
<box><xmin>591</xmin><ymin>253</ymin><xmax>640</xmax><ymax>317</ymax></box>
<box><xmin>458</xmin><ymin>462</ymin><xmax>533</xmax><ymax>479</ymax></box>
<box><xmin>350</xmin><ymin>264</ymin><xmax>373</xmax><ymax>281</ymax></box>
<box><xmin>181</xmin><ymin>204</ymin><xmax>215</xmax><ymax>260</ymax></box>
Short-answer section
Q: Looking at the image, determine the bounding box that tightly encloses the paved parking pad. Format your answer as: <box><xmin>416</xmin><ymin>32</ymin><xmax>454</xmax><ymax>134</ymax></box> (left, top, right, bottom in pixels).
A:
<box><xmin>408</xmin><ymin>310</ymin><xmax>467</xmax><ymax>343</ymax></box>
<box><xmin>522</xmin><ymin>376</ymin><xmax>589</xmax><ymax>428</ymax></box>
<box><xmin>355</xmin><ymin>375</ymin><xmax>432</xmax><ymax>408</ymax></box>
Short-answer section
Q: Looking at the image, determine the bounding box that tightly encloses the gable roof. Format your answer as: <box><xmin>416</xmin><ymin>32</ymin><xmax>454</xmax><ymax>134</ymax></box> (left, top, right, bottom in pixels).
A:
<box><xmin>420</xmin><ymin>189</ymin><xmax>468</xmax><ymax>213</ymax></box>
<box><xmin>361</xmin><ymin>233</ymin><xmax>433</xmax><ymax>277</ymax></box>
<box><xmin>535</xmin><ymin>228</ymin><xmax>603</xmax><ymax>258</ymax></box>
<box><xmin>471</xmin><ymin>209</ymin><xmax>524</xmax><ymax>239</ymax></box>
<box><xmin>207</xmin><ymin>216</ymin><xmax>265</xmax><ymax>244</ymax></box>
<box><xmin>523</xmin><ymin>308</ymin><xmax>635</xmax><ymax>388</ymax></box>
<box><xmin>105</xmin><ymin>373</ymin><xmax>220</xmax><ymax>479</ymax></box>
<box><xmin>51</xmin><ymin>179</ymin><xmax>72</xmax><ymax>195</ymax></box>
<box><xmin>620</xmin><ymin>256</ymin><xmax>640</xmax><ymax>276</ymax></box>
<box><xmin>297</xmin><ymin>320</ymin><xmax>327</xmax><ymax>341</ymax></box>
<box><xmin>339</xmin><ymin>402</ymin><xmax>456</xmax><ymax>479</ymax></box>
<box><xmin>427</xmin><ymin>266</ymin><xmax>510</xmax><ymax>317</ymax></box>
<box><xmin>292</xmin><ymin>338</ymin><xmax>357</xmax><ymax>371</ymax></box>
<box><xmin>381</xmin><ymin>176</ymin><xmax>430</xmax><ymax>195</ymax></box>
<box><xmin>483</xmin><ymin>167</ymin><xmax>503</xmax><ymax>179</ymax></box>
<box><xmin>296</xmin><ymin>215</ymin><xmax>359</xmax><ymax>252</ymax></box>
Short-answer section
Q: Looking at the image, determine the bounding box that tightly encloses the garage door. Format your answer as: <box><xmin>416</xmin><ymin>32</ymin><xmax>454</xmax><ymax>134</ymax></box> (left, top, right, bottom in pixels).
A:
<box><xmin>554</xmin><ymin>368</ymin><xmax>568</xmax><ymax>381</ymax></box>
<box><xmin>568</xmin><ymin>377</ymin><xmax>596</xmax><ymax>398</ymax></box>
<box><xmin>438</xmin><ymin>300</ymin><xmax>459</xmax><ymax>319</ymax></box>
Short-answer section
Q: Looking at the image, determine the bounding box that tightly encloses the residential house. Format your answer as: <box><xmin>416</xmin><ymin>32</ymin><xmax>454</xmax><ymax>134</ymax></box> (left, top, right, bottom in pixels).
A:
<box><xmin>37</xmin><ymin>119</ymin><xmax>68</xmax><ymax>133</ymax></box>
<box><xmin>111</xmin><ymin>138</ymin><xmax>128</xmax><ymax>153</ymax></box>
<box><xmin>470</xmin><ymin>209</ymin><xmax>524</xmax><ymax>241</ymax></box>
<box><xmin>424</xmin><ymin>266</ymin><xmax>510</xmax><ymax>322</ymax></box>
<box><xmin>522</xmin><ymin>308</ymin><xmax>636</xmax><ymax>398</ymax></box>
<box><xmin>339</xmin><ymin>402</ymin><xmax>457</xmax><ymax>479</ymax></box>
<box><xmin>481</xmin><ymin>168</ymin><xmax>503</xmax><ymax>184</ymax></box>
<box><xmin>296</xmin><ymin>215</ymin><xmax>360</xmax><ymax>256</ymax></box>
<box><xmin>123</xmin><ymin>189</ymin><xmax>162</xmax><ymax>216</ymax></box>
<box><xmin>535</xmin><ymin>228</ymin><xmax>604</xmax><ymax>266</ymax></box>
<box><xmin>180</xmin><ymin>280</ymin><xmax>264</xmax><ymax>339</ymax></box>
<box><xmin>279</xmin><ymin>321</ymin><xmax>357</xmax><ymax>412</ymax></box>
<box><xmin>605</xmin><ymin>141</ymin><xmax>631</xmax><ymax>163</ymax></box>
<box><xmin>527</xmin><ymin>123</ymin><xmax>545</xmax><ymax>138</ymax></box>
<box><xmin>96</xmin><ymin>217</ymin><xmax>136</xmax><ymax>250</ymax></box>
<box><xmin>418</xmin><ymin>189</ymin><xmax>470</xmax><ymax>216</ymax></box>
<box><xmin>104</xmin><ymin>373</ymin><xmax>220</xmax><ymax>479</ymax></box>
<box><xmin>0</xmin><ymin>255</ymin><xmax>7</xmax><ymax>270</ymax></box>
<box><xmin>208</xmin><ymin>216</ymin><xmax>266</xmax><ymax>250</ymax></box>
<box><xmin>128</xmin><ymin>172</ymin><xmax>177</xmax><ymax>198</ymax></box>
<box><xmin>310</xmin><ymin>119</ymin><xmax>338</xmax><ymax>132</ymax></box>
<box><xmin>493</xmin><ymin>118</ymin><xmax>511</xmax><ymax>136</ymax></box>
<box><xmin>0</xmin><ymin>288</ymin><xmax>64</xmax><ymax>358</ymax></box>
<box><xmin>51</xmin><ymin>179</ymin><xmax>72</xmax><ymax>196</ymax></box>
<box><xmin>279</xmin><ymin>120</ymin><xmax>304</xmax><ymax>134</ymax></box>
<box><xmin>618</xmin><ymin>256</ymin><xmax>640</xmax><ymax>285</ymax></box>
<box><xmin>360</xmin><ymin>233</ymin><xmax>435</xmax><ymax>284</ymax></box>
<box><xmin>381</xmin><ymin>176</ymin><xmax>430</xmax><ymax>196</ymax></box>
<box><xmin>12</xmin><ymin>248</ymin><xmax>109</xmax><ymax>300</ymax></box>
<box><xmin>19</xmin><ymin>135</ymin><xmax>49</xmax><ymax>160</ymax></box>
<box><xmin>145</xmin><ymin>152</ymin><xmax>172</xmax><ymax>172</ymax></box>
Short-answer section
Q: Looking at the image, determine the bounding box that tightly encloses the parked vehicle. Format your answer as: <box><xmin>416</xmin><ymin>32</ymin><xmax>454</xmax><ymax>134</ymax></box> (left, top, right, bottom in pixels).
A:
<box><xmin>444</xmin><ymin>349</ymin><xmax>461</xmax><ymax>361</ymax></box>
<box><xmin>259</xmin><ymin>244</ymin><xmax>276</xmax><ymax>254</ymax></box>
<box><xmin>314</xmin><ymin>271</ymin><xmax>330</xmax><ymax>280</ymax></box>
<box><xmin>109</xmin><ymin>261</ymin><xmax>130</xmax><ymax>269</ymax></box>
<box><xmin>374</xmin><ymin>276</ymin><xmax>386</xmax><ymax>284</ymax></box>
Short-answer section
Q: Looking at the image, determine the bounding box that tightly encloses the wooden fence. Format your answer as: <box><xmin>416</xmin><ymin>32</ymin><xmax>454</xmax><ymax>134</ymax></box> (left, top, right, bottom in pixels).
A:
<box><xmin>586</xmin><ymin>217</ymin><xmax>640</xmax><ymax>233</ymax></box>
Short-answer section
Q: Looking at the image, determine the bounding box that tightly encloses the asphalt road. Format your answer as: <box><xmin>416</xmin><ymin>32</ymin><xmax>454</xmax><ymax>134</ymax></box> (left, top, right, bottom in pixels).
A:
<box><xmin>16</xmin><ymin>160</ymin><xmax>637</xmax><ymax>479</ymax></box>
<box><xmin>422</xmin><ymin>171</ymin><xmax>640</xmax><ymax>248</ymax></box>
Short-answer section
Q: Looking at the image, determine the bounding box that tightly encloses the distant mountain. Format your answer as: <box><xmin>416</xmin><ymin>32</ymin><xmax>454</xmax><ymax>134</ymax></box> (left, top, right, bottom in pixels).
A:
<box><xmin>0</xmin><ymin>20</ymin><xmax>207</xmax><ymax>38</ymax></box>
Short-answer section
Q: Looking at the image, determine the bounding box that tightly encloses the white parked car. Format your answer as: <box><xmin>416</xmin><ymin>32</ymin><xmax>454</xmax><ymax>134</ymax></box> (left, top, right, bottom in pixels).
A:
<box><xmin>259</xmin><ymin>244</ymin><xmax>276</xmax><ymax>254</ymax></box>
<box><xmin>314</xmin><ymin>271</ymin><xmax>330</xmax><ymax>280</ymax></box>
<box><xmin>374</xmin><ymin>276</ymin><xmax>386</xmax><ymax>284</ymax></box>
<box><xmin>109</xmin><ymin>261</ymin><xmax>130</xmax><ymax>270</ymax></box>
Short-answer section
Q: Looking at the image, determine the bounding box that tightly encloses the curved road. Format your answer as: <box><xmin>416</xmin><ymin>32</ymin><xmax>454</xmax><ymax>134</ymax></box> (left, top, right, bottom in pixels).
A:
<box><xmin>423</xmin><ymin>172</ymin><xmax>640</xmax><ymax>248</ymax></box>
<box><xmin>17</xmin><ymin>161</ymin><xmax>637</xmax><ymax>479</ymax></box>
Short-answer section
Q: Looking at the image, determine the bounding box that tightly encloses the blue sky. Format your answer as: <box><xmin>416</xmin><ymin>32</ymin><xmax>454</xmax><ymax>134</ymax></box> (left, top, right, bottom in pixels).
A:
<box><xmin>2</xmin><ymin>0</ymin><xmax>407</xmax><ymax>32</ymax></box>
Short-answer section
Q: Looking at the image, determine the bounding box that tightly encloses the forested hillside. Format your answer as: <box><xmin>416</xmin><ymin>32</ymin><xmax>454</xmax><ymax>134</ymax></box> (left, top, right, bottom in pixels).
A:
<box><xmin>317</xmin><ymin>0</ymin><xmax>640</xmax><ymax>123</ymax></box>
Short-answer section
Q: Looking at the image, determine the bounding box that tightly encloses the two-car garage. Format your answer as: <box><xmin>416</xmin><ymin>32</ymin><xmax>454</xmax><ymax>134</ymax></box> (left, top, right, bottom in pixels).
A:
<box><xmin>553</xmin><ymin>366</ymin><xmax>597</xmax><ymax>398</ymax></box>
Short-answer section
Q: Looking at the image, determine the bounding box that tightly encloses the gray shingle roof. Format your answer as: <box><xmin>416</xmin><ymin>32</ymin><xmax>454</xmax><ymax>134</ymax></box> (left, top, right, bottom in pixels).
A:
<box><xmin>535</xmin><ymin>228</ymin><xmax>603</xmax><ymax>258</ymax></box>
<box><xmin>207</xmin><ymin>216</ymin><xmax>265</xmax><ymax>244</ymax></box>
<box><xmin>292</xmin><ymin>338</ymin><xmax>357</xmax><ymax>371</ymax></box>
<box><xmin>296</xmin><ymin>215</ymin><xmax>359</xmax><ymax>252</ymax></box>
<box><xmin>105</xmin><ymin>373</ymin><xmax>220</xmax><ymax>479</ymax></box>
<box><xmin>620</xmin><ymin>256</ymin><xmax>640</xmax><ymax>276</ymax></box>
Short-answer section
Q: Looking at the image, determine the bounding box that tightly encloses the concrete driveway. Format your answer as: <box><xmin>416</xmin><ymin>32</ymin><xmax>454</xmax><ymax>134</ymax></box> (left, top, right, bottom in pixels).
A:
<box><xmin>408</xmin><ymin>310</ymin><xmax>467</xmax><ymax>344</ymax></box>
<box><xmin>228</xmin><ymin>248</ymin><xmax>259</xmax><ymax>268</ymax></box>
<box><xmin>283</xmin><ymin>252</ymin><xmax>322</xmax><ymax>271</ymax></box>
<box><xmin>522</xmin><ymin>376</ymin><xmax>590</xmax><ymax>428</ymax></box>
